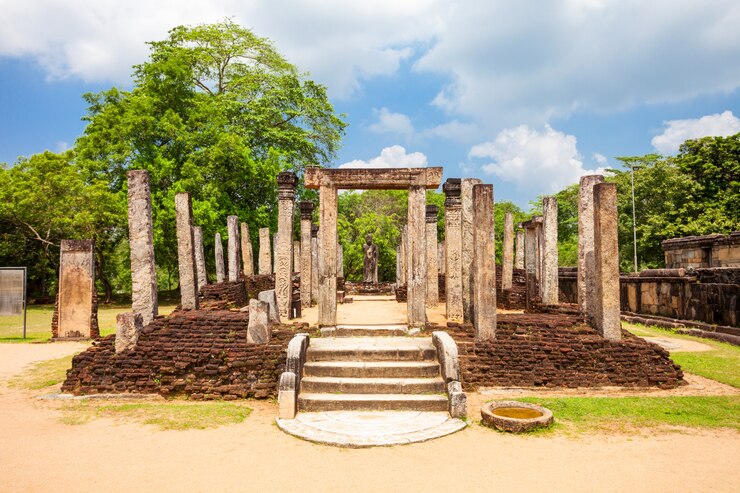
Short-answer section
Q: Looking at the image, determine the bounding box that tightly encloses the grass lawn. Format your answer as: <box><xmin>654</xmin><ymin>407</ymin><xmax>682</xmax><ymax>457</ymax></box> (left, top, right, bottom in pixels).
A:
<box><xmin>0</xmin><ymin>303</ymin><xmax>176</xmax><ymax>343</ymax></box>
<box><xmin>9</xmin><ymin>355</ymin><xmax>75</xmax><ymax>390</ymax></box>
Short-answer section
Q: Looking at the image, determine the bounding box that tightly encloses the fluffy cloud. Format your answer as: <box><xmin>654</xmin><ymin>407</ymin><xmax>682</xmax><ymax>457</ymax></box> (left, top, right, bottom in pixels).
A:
<box><xmin>593</xmin><ymin>152</ymin><xmax>608</xmax><ymax>165</ymax></box>
<box><xmin>368</xmin><ymin>108</ymin><xmax>414</xmax><ymax>139</ymax></box>
<box><xmin>339</xmin><ymin>145</ymin><xmax>427</xmax><ymax>169</ymax></box>
<box><xmin>469</xmin><ymin>125</ymin><xmax>604</xmax><ymax>196</ymax></box>
<box><xmin>651</xmin><ymin>111</ymin><xmax>740</xmax><ymax>154</ymax></box>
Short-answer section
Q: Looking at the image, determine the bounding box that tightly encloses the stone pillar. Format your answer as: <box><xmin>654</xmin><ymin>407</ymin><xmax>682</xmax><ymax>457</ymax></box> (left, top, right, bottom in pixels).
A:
<box><xmin>193</xmin><ymin>226</ymin><xmax>207</xmax><ymax>290</ymax></box>
<box><xmin>56</xmin><ymin>240</ymin><xmax>97</xmax><ymax>339</ymax></box>
<box><xmin>275</xmin><ymin>172</ymin><xmax>296</xmax><ymax>320</ymax></box>
<box><xmin>240</xmin><ymin>222</ymin><xmax>254</xmax><ymax>278</ymax></box>
<box><xmin>337</xmin><ymin>245</ymin><xmax>344</xmax><ymax>279</ymax></box>
<box><xmin>396</xmin><ymin>245</ymin><xmax>402</xmax><ymax>286</ymax></box>
<box><xmin>592</xmin><ymin>182</ymin><xmax>621</xmax><ymax>340</ymax></box>
<box><xmin>299</xmin><ymin>201</ymin><xmax>314</xmax><ymax>309</ymax></box>
<box><xmin>473</xmin><ymin>184</ymin><xmax>496</xmax><ymax>339</ymax></box>
<box><xmin>227</xmin><ymin>215</ymin><xmax>240</xmax><ymax>282</ymax></box>
<box><xmin>400</xmin><ymin>225</ymin><xmax>408</xmax><ymax>285</ymax></box>
<box><xmin>273</xmin><ymin>233</ymin><xmax>278</xmax><ymax>274</ymax></box>
<box><xmin>318</xmin><ymin>185</ymin><xmax>338</xmax><ymax>328</ymax></box>
<box><xmin>443</xmin><ymin>178</ymin><xmax>463</xmax><ymax>322</ymax></box>
<box><xmin>258</xmin><ymin>228</ymin><xmax>271</xmax><ymax>275</ymax></box>
<box><xmin>438</xmin><ymin>242</ymin><xmax>445</xmax><ymax>275</ymax></box>
<box><xmin>515</xmin><ymin>229</ymin><xmax>525</xmax><ymax>270</ymax></box>
<box><xmin>407</xmin><ymin>186</ymin><xmax>427</xmax><ymax>328</ymax></box>
<box><xmin>126</xmin><ymin>170</ymin><xmax>158</xmax><ymax>326</ymax></box>
<box><xmin>175</xmin><ymin>193</ymin><xmax>198</xmax><ymax>310</ymax></box>
<box><xmin>524</xmin><ymin>222</ymin><xmax>538</xmax><ymax>308</ymax></box>
<box><xmin>425</xmin><ymin>204</ymin><xmax>439</xmax><ymax>307</ymax></box>
<box><xmin>215</xmin><ymin>233</ymin><xmax>225</xmax><ymax>283</ymax></box>
<box><xmin>293</xmin><ymin>241</ymin><xmax>301</xmax><ymax>273</ymax></box>
<box><xmin>502</xmin><ymin>211</ymin><xmax>514</xmax><ymax>290</ymax></box>
<box><xmin>115</xmin><ymin>312</ymin><xmax>142</xmax><ymax>353</ymax></box>
<box><xmin>461</xmin><ymin>178</ymin><xmax>482</xmax><ymax>322</ymax></box>
<box><xmin>311</xmin><ymin>225</ymin><xmax>319</xmax><ymax>304</ymax></box>
<box><xmin>541</xmin><ymin>196</ymin><xmax>559</xmax><ymax>305</ymax></box>
<box><xmin>578</xmin><ymin>175</ymin><xmax>605</xmax><ymax>318</ymax></box>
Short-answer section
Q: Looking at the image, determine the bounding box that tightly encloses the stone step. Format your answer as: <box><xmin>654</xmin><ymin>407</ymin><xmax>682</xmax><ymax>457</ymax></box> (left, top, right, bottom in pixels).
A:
<box><xmin>303</xmin><ymin>361</ymin><xmax>441</xmax><ymax>378</ymax></box>
<box><xmin>301</xmin><ymin>376</ymin><xmax>446</xmax><ymax>394</ymax></box>
<box><xmin>298</xmin><ymin>393</ymin><xmax>449</xmax><ymax>412</ymax></box>
<box><xmin>334</xmin><ymin>324</ymin><xmax>408</xmax><ymax>337</ymax></box>
<box><xmin>306</xmin><ymin>337</ymin><xmax>437</xmax><ymax>362</ymax></box>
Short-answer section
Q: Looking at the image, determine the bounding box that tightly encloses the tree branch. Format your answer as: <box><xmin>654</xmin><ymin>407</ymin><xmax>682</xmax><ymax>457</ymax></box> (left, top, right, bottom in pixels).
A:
<box><xmin>21</xmin><ymin>221</ymin><xmax>58</xmax><ymax>247</ymax></box>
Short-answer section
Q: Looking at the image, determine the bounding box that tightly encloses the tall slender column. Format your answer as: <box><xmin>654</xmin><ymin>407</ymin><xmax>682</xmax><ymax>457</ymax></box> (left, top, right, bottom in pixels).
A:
<box><xmin>275</xmin><ymin>172</ymin><xmax>296</xmax><ymax>320</ymax></box>
<box><xmin>293</xmin><ymin>241</ymin><xmax>301</xmax><ymax>273</ymax></box>
<box><xmin>258</xmin><ymin>228</ymin><xmax>271</xmax><ymax>275</ymax></box>
<box><xmin>578</xmin><ymin>175</ymin><xmax>605</xmax><ymax>318</ymax></box>
<box><xmin>473</xmin><ymin>184</ymin><xmax>496</xmax><ymax>339</ymax></box>
<box><xmin>299</xmin><ymin>201</ymin><xmax>314</xmax><ymax>309</ymax></box>
<box><xmin>227</xmin><ymin>215</ymin><xmax>240</xmax><ymax>282</ymax></box>
<box><xmin>400</xmin><ymin>224</ymin><xmax>408</xmax><ymax>285</ymax></box>
<box><xmin>272</xmin><ymin>233</ymin><xmax>278</xmax><ymax>274</ymax></box>
<box><xmin>318</xmin><ymin>185</ymin><xmax>338</xmax><ymax>328</ymax></box>
<box><xmin>425</xmin><ymin>204</ymin><xmax>439</xmax><ymax>307</ymax></box>
<box><xmin>215</xmin><ymin>233</ymin><xmax>225</xmax><ymax>283</ymax></box>
<box><xmin>193</xmin><ymin>226</ymin><xmax>207</xmax><ymax>290</ymax></box>
<box><xmin>542</xmin><ymin>196</ymin><xmax>559</xmax><ymax>305</ymax></box>
<box><xmin>407</xmin><ymin>186</ymin><xmax>427</xmax><ymax>328</ymax></box>
<box><xmin>240</xmin><ymin>222</ymin><xmax>254</xmax><ymax>277</ymax></box>
<box><xmin>396</xmin><ymin>245</ymin><xmax>402</xmax><ymax>286</ymax></box>
<box><xmin>592</xmin><ymin>182</ymin><xmax>621</xmax><ymax>340</ymax></box>
<box><xmin>443</xmin><ymin>178</ymin><xmax>463</xmax><ymax>322</ymax></box>
<box><xmin>515</xmin><ymin>229</ymin><xmax>525</xmax><ymax>270</ymax></box>
<box><xmin>337</xmin><ymin>245</ymin><xmax>345</xmax><ymax>279</ymax></box>
<box><xmin>175</xmin><ymin>192</ymin><xmax>198</xmax><ymax>310</ymax></box>
<box><xmin>524</xmin><ymin>222</ymin><xmax>538</xmax><ymax>308</ymax></box>
<box><xmin>127</xmin><ymin>170</ymin><xmax>158</xmax><ymax>325</ymax></box>
<box><xmin>438</xmin><ymin>242</ymin><xmax>445</xmax><ymax>275</ymax></box>
<box><xmin>461</xmin><ymin>178</ymin><xmax>482</xmax><ymax>322</ymax></box>
<box><xmin>311</xmin><ymin>225</ymin><xmax>319</xmax><ymax>304</ymax></box>
<box><xmin>502</xmin><ymin>211</ymin><xmax>514</xmax><ymax>290</ymax></box>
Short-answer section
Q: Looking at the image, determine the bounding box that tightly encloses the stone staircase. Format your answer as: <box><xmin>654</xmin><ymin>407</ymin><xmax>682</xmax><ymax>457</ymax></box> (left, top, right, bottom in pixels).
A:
<box><xmin>297</xmin><ymin>325</ymin><xmax>449</xmax><ymax>413</ymax></box>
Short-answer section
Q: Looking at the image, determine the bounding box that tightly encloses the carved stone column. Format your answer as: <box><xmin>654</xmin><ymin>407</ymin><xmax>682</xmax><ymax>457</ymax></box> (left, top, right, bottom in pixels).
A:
<box><xmin>400</xmin><ymin>224</ymin><xmax>408</xmax><ymax>285</ymax></box>
<box><xmin>523</xmin><ymin>220</ymin><xmax>539</xmax><ymax>308</ymax></box>
<box><xmin>240</xmin><ymin>222</ymin><xmax>254</xmax><ymax>278</ymax></box>
<box><xmin>578</xmin><ymin>175</ymin><xmax>605</xmax><ymax>319</ymax></box>
<box><xmin>258</xmin><ymin>228</ymin><xmax>271</xmax><ymax>275</ymax></box>
<box><xmin>311</xmin><ymin>225</ymin><xmax>319</xmax><ymax>304</ymax></box>
<box><xmin>443</xmin><ymin>178</ymin><xmax>463</xmax><ymax>322</ymax></box>
<box><xmin>473</xmin><ymin>184</ymin><xmax>496</xmax><ymax>339</ymax></box>
<box><xmin>407</xmin><ymin>185</ymin><xmax>427</xmax><ymax>328</ymax></box>
<box><xmin>461</xmin><ymin>178</ymin><xmax>482</xmax><ymax>322</ymax></box>
<box><xmin>592</xmin><ymin>182</ymin><xmax>621</xmax><ymax>340</ymax></box>
<box><xmin>502</xmin><ymin>211</ymin><xmax>514</xmax><ymax>290</ymax></box>
<box><xmin>425</xmin><ymin>204</ymin><xmax>439</xmax><ymax>307</ymax></box>
<box><xmin>299</xmin><ymin>201</ymin><xmax>314</xmax><ymax>309</ymax></box>
<box><xmin>318</xmin><ymin>185</ymin><xmax>338</xmax><ymax>328</ymax></box>
<box><xmin>275</xmin><ymin>172</ymin><xmax>296</xmax><ymax>320</ymax></box>
<box><xmin>515</xmin><ymin>229</ymin><xmax>525</xmax><ymax>270</ymax></box>
<box><xmin>293</xmin><ymin>241</ymin><xmax>301</xmax><ymax>273</ymax></box>
<box><xmin>193</xmin><ymin>226</ymin><xmax>207</xmax><ymax>290</ymax></box>
<box><xmin>215</xmin><ymin>233</ymin><xmax>225</xmax><ymax>283</ymax></box>
<box><xmin>126</xmin><ymin>170</ymin><xmax>158</xmax><ymax>325</ymax></box>
<box><xmin>542</xmin><ymin>196</ymin><xmax>559</xmax><ymax>305</ymax></box>
<box><xmin>227</xmin><ymin>215</ymin><xmax>240</xmax><ymax>282</ymax></box>
<box><xmin>175</xmin><ymin>192</ymin><xmax>198</xmax><ymax>310</ymax></box>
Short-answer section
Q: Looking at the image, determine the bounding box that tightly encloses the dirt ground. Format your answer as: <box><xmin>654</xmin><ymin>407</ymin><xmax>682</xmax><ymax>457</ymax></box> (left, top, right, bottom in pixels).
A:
<box><xmin>1</xmin><ymin>299</ymin><xmax>739</xmax><ymax>493</ymax></box>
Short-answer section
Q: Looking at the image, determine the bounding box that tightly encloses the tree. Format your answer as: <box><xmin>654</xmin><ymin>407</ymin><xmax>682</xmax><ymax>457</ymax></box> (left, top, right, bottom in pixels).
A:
<box><xmin>75</xmin><ymin>20</ymin><xmax>346</xmax><ymax>284</ymax></box>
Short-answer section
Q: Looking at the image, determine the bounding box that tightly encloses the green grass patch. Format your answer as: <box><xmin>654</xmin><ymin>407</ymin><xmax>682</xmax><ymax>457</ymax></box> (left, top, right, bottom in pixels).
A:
<box><xmin>0</xmin><ymin>304</ymin><xmax>176</xmax><ymax>343</ymax></box>
<box><xmin>60</xmin><ymin>400</ymin><xmax>252</xmax><ymax>430</ymax></box>
<box><xmin>625</xmin><ymin>322</ymin><xmax>740</xmax><ymax>388</ymax></box>
<box><xmin>8</xmin><ymin>355</ymin><xmax>74</xmax><ymax>390</ymax></box>
<box><xmin>516</xmin><ymin>396</ymin><xmax>740</xmax><ymax>432</ymax></box>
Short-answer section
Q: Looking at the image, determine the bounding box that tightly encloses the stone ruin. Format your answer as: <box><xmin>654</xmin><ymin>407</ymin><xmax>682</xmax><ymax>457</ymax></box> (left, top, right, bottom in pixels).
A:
<box><xmin>52</xmin><ymin>240</ymin><xmax>98</xmax><ymax>339</ymax></box>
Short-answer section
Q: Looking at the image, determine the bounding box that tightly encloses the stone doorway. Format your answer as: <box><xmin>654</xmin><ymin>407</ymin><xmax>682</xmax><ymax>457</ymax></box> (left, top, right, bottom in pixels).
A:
<box><xmin>304</xmin><ymin>167</ymin><xmax>443</xmax><ymax>329</ymax></box>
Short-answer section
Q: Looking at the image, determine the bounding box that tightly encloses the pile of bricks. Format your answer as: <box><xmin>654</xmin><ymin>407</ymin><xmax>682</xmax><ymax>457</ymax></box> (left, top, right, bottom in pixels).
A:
<box><xmin>198</xmin><ymin>281</ymin><xmax>248</xmax><ymax>310</ymax></box>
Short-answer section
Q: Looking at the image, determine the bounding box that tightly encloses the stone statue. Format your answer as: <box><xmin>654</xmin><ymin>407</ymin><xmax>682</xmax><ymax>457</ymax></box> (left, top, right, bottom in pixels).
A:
<box><xmin>363</xmin><ymin>233</ymin><xmax>379</xmax><ymax>283</ymax></box>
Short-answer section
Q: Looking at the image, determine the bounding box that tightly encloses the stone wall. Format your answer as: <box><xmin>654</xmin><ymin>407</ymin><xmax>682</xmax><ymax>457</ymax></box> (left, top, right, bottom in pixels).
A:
<box><xmin>62</xmin><ymin>309</ymin><xmax>300</xmax><ymax>399</ymax></box>
<box><xmin>198</xmin><ymin>281</ymin><xmax>248</xmax><ymax>310</ymax></box>
<box><xmin>663</xmin><ymin>232</ymin><xmax>740</xmax><ymax>268</ymax></box>
<box><xmin>432</xmin><ymin>314</ymin><xmax>683</xmax><ymax>389</ymax></box>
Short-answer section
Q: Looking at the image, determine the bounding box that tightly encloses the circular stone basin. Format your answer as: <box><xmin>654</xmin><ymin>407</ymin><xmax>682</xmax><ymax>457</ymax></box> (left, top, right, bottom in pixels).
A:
<box><xmin>481</xmin><ymin>400</ymin><xmax>553</xmax><ymax>433</ymax></box>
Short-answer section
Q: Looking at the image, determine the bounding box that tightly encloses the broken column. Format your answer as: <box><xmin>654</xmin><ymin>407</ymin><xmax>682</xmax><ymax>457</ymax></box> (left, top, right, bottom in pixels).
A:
<box><xmin>55</xmin><ymin>240</ymin><xmax>98</xmax><ymax>339</ymax></box>
<box><xmin>293</xmin><ymin>241</ymin><xmax>301</xmax><ymax>273</ymax></box>
<box><xmin>443</xmin><ymin>178</ymin><xmax>463</xmax><ymax>322</ymax></box>
<box><xmin>541</xmin><ymin>196</ymin><xmax>559</xmax><ymax>305</ymax></box>
<box><xmin>175</xmin><ymin>193</ymin><xmax>198</xmax><ymax>310</ymax></box>
<box><xmin>126</xmin><ymin>170</ymin><xmax>158</xmax><ymax>326</ymax></box>
<box><xmin>311</xmin><ymin>225</ymin><xmax>319</xmax><ymax>304</ymax></box>
<box><xmin>214</xmin><ymin>233</ymin><xmax>225</xmax><ymax>283</ymax></box>
<box><xmin>275</xmin><ymin>172</ymin><xmax>296</xmax><ymax>320</ymax></box>
<box><xmin>318</xmin><ymin>185</ymin><xmax>338</xmax><ymax>328</ymax></box>
<box><xmin>247</xmin><ymin>299</ymin><xmax>271</xmax><ymax>344</ymax></box>
<box><xmin>472</xmin><ymin>184</ymin><xmax>496</xmax><ymax>339</ymax></box>
<box><xmin>407</xmin><ymin>185</ymin><xmax>427</xmax><ymax>328</ymax></box>
<box><xmin>425</xmin><ymin>204</ymin><xmax>439</xmax><ymax>307</ymax></box>
<box><xmin>115</xmin><ymin>312</ymin><xmax>143</xmax><ymax>353</ymax></box>
<box><xmin>240</xmin><ymin>222</ymin><xmax>254</xmax><ymax>278</ymax></box>
<box><xmin>227</xmin><ymin>215</ymin><xmax>240</xmax><ymax>282</ymax></box>
<box><xmin>299</xmin><ymin>201</ymin><xmax>314</xmax><ymax>309</ymax></box>
<box><xmin>578</xmin><ymin>174</ymin><xmax>605</xmax><ymax>319</ymax></box>
<box><xmin>193</xmin><ymin>226</ymin><xmax>207</xmax><ymax>290</ymax></box>
<box><xmin>258</xmin><ymin>228</ymin><xmax>271</xmax><ymax>275</ymax></box>
<box><xmin>515</xmin><ymin>229</ymin><xmax>525</xmax><ymax>270</ymax></box>
<box><xmin>592</xmin><ymin>182</ymin><xmax>621</xmax><ymax>340</ymax></box>
<box><xmin>461</xmin><ymin>178</ymin><xmax>482</xmax><ymax>322</ymax></box>
<box><xmin>502</xmin><ymin>211</ymin><xmax>514</xmax><ymax>290</ymax></box>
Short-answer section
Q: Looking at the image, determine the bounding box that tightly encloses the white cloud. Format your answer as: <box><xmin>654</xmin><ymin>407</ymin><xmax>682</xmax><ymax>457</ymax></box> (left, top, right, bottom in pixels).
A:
<box><xmin>419</xmin><ymin>120</ymin><xmax>479</xmax><ymax>143</ymax></box>
<box><xmin>368</xmin><ymin>108</ymin><xmax>414</xmax><ymax>139</ymax></box>
<box><xmin>339</xmin><ymin>145</ymin><xmax>428</xmax><ymax>169</ymax></box>
<box><xmin>470</xmin><ymin>125</ymin><xmax>605</xmax><ymax>197</ymax></box>
<box><xmin>593</xmin><ymin>152</ymin><xmax>608</xmax><ymax>164</ymax></box>
<box><xmin>651</xmin><ymin>110</ymin><xmax>740</xmax><ymax>154</ymax></box>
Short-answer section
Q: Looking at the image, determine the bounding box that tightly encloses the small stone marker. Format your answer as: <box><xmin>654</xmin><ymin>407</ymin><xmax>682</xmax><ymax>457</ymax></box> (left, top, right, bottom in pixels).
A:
<box><xmin>258</xmin><ymin>289</ymin><xmax>281</xmax><ymax>324</ymax></box>
<box><xmin>247</xmin><ymin>299</ymin><xmax>271</xmax><ymax>344</ymax></box>
<box><xmin>115</xmin><ymin>312</ymin><xmax>143</xmax><ymax>353</ymax></box>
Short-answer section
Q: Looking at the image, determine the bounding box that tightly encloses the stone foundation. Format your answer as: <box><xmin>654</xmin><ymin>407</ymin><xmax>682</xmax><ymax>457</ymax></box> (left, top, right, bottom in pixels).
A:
<box><xmin>198</xmin><ymin>281</ymin><xmax>248</xmax><ymax>310</ymax></box>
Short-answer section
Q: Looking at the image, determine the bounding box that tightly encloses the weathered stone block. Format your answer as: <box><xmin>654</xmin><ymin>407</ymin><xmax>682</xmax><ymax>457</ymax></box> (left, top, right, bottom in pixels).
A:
<box><xmin>257</xmin><ymin>289</ymin><xmax>281</xmax><ymax>325</ymax></box>
<box><xmin>115</xmin><ymin>312</ymin><xmax>143</xmax><ymax>353</ymax></box>
<box><xmin>247</xmin><ymin>299</ymin><xmax>271</xmax><ymax>344</ymax></box>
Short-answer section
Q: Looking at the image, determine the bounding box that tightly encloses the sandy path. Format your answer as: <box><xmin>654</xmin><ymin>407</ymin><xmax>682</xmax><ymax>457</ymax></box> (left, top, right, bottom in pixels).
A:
<box><xmin>0</xmin><ymin>342</ymin><xmax>88</xmax><ymax>383</ymax></box>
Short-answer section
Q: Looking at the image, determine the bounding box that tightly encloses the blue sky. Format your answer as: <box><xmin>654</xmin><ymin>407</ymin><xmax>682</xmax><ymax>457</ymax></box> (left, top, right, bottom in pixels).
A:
<box><xmin>1</xmin><ymin>0</ymin><xmax>739</xmax><ymax>208</ymax></box>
